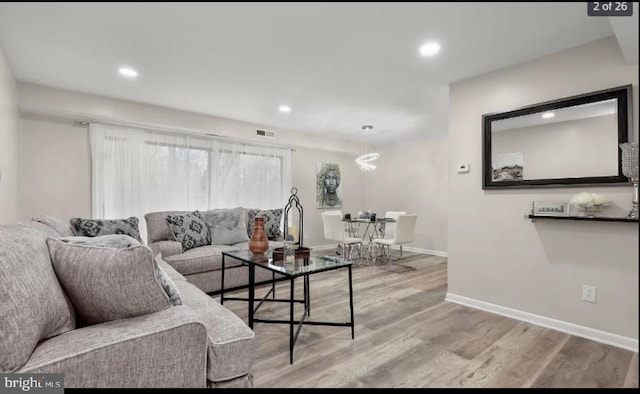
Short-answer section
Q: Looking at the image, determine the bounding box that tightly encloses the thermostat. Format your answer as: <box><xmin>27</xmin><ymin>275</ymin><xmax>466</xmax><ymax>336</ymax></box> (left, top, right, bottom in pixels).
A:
<box><xmin>457</xmin><ymin>163</ymin><xmax>470</xmax><ymax>173</ymax></box>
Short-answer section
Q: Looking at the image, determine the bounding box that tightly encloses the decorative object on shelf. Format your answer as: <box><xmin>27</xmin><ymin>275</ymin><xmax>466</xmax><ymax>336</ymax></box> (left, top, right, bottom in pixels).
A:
<box><xmin>248</xmin><ymin>217</ymin><xmax>269</xmax><ymax>254</ymax></box>
<box><xmin>356</xmin><ymin>125</ymin><xmax>379</xmax><ymax>171</ymax></box>
<box><xmin>317</xmin><ymin>163</ymin><xmax>342</xmax><ymax>208</ymax></box>
<box><xmin>620</xmin><ymin>142</ymin><xmax>639</xmax><ymax>219</ymax></box>
<box><xmin>570</xmin><ymin>192</ymin><xmax>611</xmax><ymax>217</ymax></box>
<box><xmin>357</xmin><ymin>210</ymin><xmax>372</xmax><ymax>219</ymax></box>
<box><xmin>532</xmin><ymin>201</ymin><xmax>569</xmax><ymax>217</ymax></box>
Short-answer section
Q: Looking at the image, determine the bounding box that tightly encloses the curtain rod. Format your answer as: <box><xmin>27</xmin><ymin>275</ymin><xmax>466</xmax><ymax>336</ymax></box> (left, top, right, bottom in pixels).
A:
<box><xmin>20</xmin><ymin>104</ymin><xmax>296</xmax><ymax>152</ymax></box>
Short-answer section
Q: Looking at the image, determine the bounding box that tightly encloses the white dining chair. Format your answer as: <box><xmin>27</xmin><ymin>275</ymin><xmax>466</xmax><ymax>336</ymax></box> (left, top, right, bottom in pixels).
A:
<box><xmin>383</xmin><ymin>211</ymin><xmax>406</xmax><ymax>258</ymax></box>
<box><xmin>321</xmin><ymin>212</ymin><xmax>362</xmax><ymax>263</ymax></box>
<box><xmin>372</xmin><ymin>214</ymin><xmax>417</xmax><ymax>265</ymax></box>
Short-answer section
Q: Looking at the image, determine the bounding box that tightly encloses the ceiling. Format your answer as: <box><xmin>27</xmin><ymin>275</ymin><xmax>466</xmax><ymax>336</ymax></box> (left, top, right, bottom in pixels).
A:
<box><xmin>0</xmin><ymin>3</ymin><xmax>635</xmax><ymax>144</ymax></box>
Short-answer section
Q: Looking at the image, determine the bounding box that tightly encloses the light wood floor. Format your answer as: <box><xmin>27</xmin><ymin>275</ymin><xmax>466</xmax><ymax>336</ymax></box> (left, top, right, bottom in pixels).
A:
<box><xmin>219</xmin><ymin>251</ymin><xmax>639</xmax><ymax>388</ymax></box>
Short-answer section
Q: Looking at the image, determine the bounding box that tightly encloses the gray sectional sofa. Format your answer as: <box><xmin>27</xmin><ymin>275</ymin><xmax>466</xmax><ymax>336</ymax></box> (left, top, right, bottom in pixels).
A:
<box><xmin>145</xmin><ymin>208</ymin><xmax>285</xmax><ymax>294</ymax></box>
<box><xmin>0</xmin><ymin>219</ymin><xmax>255</xmax><ymax>388</ymax></box>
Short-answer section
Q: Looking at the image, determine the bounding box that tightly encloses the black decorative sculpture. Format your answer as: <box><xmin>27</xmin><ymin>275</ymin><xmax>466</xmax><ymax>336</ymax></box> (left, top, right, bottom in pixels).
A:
<box><xmin>283</xmin><ymin>187</ymin><xmax>304</xmax><ymax>249</ymax></box>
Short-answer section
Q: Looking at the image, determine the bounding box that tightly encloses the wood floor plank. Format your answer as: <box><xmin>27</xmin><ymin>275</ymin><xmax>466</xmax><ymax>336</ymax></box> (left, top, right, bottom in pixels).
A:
<box><xmin>624</xmin><ymin>352</ymin><xmax>639</xmax><ymax>388</ymax></box>
<box><xmin>216</xmin><ymin>250</ymin><xmax>638</xmax><ymax>388</ymax></box>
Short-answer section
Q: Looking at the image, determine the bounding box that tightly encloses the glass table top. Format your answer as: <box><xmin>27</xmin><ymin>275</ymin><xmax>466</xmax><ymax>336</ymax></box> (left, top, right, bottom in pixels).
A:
<box><xmin>222</xmin><ymin>249</ymin><xmax>352</xmax><ymax>277</ymax></box>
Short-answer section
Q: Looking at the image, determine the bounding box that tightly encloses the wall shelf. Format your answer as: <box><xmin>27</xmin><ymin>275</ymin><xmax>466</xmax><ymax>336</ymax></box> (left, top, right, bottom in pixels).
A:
<box><xmin>527</xmin><ymin>214</ymin><xmax>639</xmax><ymax>223</ymax></box>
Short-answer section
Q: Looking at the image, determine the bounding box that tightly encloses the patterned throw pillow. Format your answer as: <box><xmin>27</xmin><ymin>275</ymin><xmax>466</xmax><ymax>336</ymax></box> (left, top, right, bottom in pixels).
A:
<box><xmin>165</xmin><ymin>211</ymin><xmax>211</xmax><ymax>251</ymax></box>
<box><xmin>70</xmin><ymin>217</ymin><xmax>142</xmax><ymax>243</ymax></box>
<box><xmin>204</xmin><ymin>207</ymin><xmax>250</xmax><ymax>245</ymax></box>
<box><xmin>248</xmin><ymin>208</ymin><xmax>283</xmax><ymax>240</ymax></box>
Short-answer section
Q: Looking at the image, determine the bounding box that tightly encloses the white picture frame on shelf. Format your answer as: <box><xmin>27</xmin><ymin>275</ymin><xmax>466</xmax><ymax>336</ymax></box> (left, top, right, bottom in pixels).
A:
<box><xmin>532</xmin><ymin>201</ymin><xmax>569</xmax><ymax>217</ymax></box>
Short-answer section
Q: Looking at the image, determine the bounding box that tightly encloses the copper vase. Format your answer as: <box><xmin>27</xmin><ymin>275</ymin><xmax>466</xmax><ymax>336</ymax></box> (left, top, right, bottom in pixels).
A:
<box><xmin>249</xmin><ymin>217</ymin><xmax>269</xmax><ymax>254</ymax></box>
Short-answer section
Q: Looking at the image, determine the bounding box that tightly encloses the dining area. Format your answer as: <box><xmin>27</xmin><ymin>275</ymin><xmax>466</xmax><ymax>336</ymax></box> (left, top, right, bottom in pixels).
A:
<box><xmin>320</xmin><ymin>210</ymin><xmax>418</xmax><ymax>266</ymax></box>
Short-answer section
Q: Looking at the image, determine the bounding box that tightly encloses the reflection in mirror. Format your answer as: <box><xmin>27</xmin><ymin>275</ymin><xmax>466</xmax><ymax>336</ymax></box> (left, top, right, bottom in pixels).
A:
<box><xmin>482</xmin><ymin>84</ymin><xmax>631</xmax><ymax>189</ymax></box>
<box><xmin>491</xmin><ymin>98</ymin><xmax>618</xmax><ymax>181</ymax></box>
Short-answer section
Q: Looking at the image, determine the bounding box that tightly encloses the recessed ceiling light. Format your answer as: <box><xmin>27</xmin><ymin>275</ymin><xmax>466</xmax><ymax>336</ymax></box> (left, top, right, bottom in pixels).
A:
<box><xmin>542</xmin><ymin>112</ymin><xmax>555</xmax><ymax>119</ymax></box>
<box><xmin>279</xmin><ymin>105</ymin><xmax>291</xmax><ymax>113</ymax></box>
<box><xmin>361</xmin><ymin>125</ymin><xmax>374</xmax><ymax>132</ymax></box>
<box><xmin>118</xmin><ymin>67</ymin><xmax>138</xmax><ymax>78</ymax></box>
<box><xmin>419</xmin><ymin>42</ymin><xmax>441</xmax><ymax>57</ymax></box>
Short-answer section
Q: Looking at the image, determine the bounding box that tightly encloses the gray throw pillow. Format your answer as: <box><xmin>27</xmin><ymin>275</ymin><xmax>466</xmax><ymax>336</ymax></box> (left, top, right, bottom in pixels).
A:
<box><xmin>154</xmin><ymin>255</ymin><xmax>183</xmax><ymax>306</ymax></box>
<box><xmin>204</xmin><ymin>207</ymin><xmax>250</xmax><ymax>245</ymax></box>
<box><xmin>248</xmin><ymin>208</ymin><xmax>283</xmax><ymax>240</ymax></box>
<box><xmin>46</xmin><ymin>238</ymin><xmax>172</xmax><ymax>325</ymax></box>
<box><xmin>70</xmin><ymin>216</ymin><xmax>142</xmax><ymax>243</ymax></box>
<box><xmin>60</xmin><ymin>234</ymin><xmax>141</xmax><ymax>249</ymax></box>
<box><xmin>58</xmin><ymin>235</ymin><xmax>182</xmax><ymax>306</ymax></box>
<box><xmin>165</xmin><ymin>211</ymin><xmax>211</xmax><ymax>251</ymax></box>
<box><xmin>32</xmin><ymin>215</ymin><xmax>74</xmax><ymax>237</ymax></box>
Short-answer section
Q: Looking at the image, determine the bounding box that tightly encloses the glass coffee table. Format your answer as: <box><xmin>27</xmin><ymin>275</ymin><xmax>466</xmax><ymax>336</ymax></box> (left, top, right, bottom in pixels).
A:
<box><xmin>220</xmin><ymin>249</ymin><xmax>355</xmax><ymax>364</ymax></box>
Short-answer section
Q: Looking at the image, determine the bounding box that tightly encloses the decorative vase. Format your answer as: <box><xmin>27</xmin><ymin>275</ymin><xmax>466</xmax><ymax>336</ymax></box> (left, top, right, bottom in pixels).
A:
<box><xmin>249</xmin><ymin>217</ymin><xmax>269</xmax><ymax>254</ymax></box>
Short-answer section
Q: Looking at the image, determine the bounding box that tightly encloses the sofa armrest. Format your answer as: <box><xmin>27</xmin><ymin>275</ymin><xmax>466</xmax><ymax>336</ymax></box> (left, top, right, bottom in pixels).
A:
<box><xmin>18</xmin><ymin>307</ymin><xmax>207</xmax><ymax>388</ymax></box>
<box><xmin>148</xmin><ymin>240</ymin><xmax>183</xmax><ymax>258</ymax></box>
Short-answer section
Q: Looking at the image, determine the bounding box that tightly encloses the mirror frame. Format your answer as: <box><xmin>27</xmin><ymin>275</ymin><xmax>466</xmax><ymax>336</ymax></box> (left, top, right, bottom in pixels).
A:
<box><xmin>482</xmin><ymin>84</ymin><xmax>632</xmax><ymax>189</ymax></box>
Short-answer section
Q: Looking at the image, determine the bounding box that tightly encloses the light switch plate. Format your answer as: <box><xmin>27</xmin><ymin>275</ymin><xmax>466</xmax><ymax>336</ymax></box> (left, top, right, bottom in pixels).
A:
<box><xmin>457</xmin><ymin>163</ymin><xmax>470</xmax><ymax>173</ymax></box>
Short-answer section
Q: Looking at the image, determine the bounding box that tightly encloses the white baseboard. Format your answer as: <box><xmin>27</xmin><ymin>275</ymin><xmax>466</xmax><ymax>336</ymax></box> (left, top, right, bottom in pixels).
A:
<box><xmin>445</xmin><ymin>293</ymin><xmax>638</xmax><ymax>352</ymax></box>
<box><xmin>390</xmin><ymin>245</ymin><xmax>448</xmax><ymax>257</ymax></box>
<box><xmin>309</xmin><ymin>243</ymin><xmax>448</xmax><ymax>258</ymax></box>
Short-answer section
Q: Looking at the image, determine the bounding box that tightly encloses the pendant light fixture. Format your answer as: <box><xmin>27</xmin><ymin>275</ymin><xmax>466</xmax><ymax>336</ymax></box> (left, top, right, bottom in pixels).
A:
<box><xmin>355</xmin><ymin>125</ymin><xmax>379</xmax><ymax>171</ymax></box>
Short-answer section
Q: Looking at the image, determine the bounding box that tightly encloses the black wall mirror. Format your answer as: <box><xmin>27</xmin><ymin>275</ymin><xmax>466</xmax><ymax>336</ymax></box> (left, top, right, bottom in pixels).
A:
<box><xmin>482</xmin><ymin>85</ymin><xmax>632</xmax><ymax>189</ymax></box>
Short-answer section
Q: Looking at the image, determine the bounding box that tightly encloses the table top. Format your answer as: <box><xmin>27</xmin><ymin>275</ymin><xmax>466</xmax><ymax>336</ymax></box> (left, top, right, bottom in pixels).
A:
<box><xmin>222</xmin><ymin>249</ymin><xmax>352</xmax><ymax>278</ymax></box>
<box><xmin>342</xmin><ymin>217</ymin><xmax>396</xmax><ymax>223</ymax></box>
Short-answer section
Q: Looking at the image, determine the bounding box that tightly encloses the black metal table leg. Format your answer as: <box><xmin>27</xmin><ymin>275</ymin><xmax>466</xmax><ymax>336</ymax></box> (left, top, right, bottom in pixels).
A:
<box><xmin>304</xmin><ymin>275</ymin><xmax>311</xmax><ymax>316</ymax></box>
<box><xmin>249</xmin><ymin>264</ymin><xmax>255</xmax><ymax>329</ymax></box>
<box><xmin>349</xmin><ymin>265</ymin><xmax>354</xmax><ymax>339</ymax></box>
<box><xmin>220</xmin><ymin>255</ymin><xmax>225</xmax><ymax>305</ymax></box>
<box><xmin>290</xmin><ymin>277</ymin><xmax>295</xmax><ymax>364</ymax></box>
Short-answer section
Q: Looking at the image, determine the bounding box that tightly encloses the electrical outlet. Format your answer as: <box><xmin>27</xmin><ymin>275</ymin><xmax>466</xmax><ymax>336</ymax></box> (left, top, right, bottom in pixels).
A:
<box><xmin>582</xmin><ymin>285</ymin><xmax>597</xmax><ymax>303</ymax></box>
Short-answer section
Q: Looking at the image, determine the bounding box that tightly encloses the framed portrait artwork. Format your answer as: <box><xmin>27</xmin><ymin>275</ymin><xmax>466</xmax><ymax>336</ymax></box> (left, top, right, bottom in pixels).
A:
<box><xmin>316</xmin><ymin>163</ymin><xmax>342</xmax><ymax>208</ymax></box>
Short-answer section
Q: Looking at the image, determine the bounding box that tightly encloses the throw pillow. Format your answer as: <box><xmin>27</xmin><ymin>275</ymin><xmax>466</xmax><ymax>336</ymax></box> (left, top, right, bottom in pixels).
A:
<box><xmin>165</xmin><ymin>211</ymin><xmax>211</xmax><ymax>251</ymax></box>
<box><xmin>204</xmin><ymin>207</ymin><xmax>250</xmax><ymax>245</ymax></box>
<box><xmin>46</xmin><ymin>238</ymin><xmax>172</xmax><ymax>325</ymax></box>
<box><xmin>70</xmin><ymin>216</ymin><xmax>142</xmax><ymax>243</ymax></box>
<box><xmin>154</xmin><ymin>254</ymin><xmax>183</xmax><ymax>306</ymax></box>
<box><xmin>58</xmin><ymin>235</ymin><xmax>183</xmax><ymax>306</ymax></box>
<box><xmin>32</xmin><ymin>215</ymin><xmax>74</xmax><ymax>237</ymax></box>
<box><xmin>248</xmin><ymin>208</ymin><xmax>283</xmax><ymax>240</ymax></box>
<box><xmin>59</xmin><ymin>234</ymin><xmax>141</xmax><ymax>249</ymax></box>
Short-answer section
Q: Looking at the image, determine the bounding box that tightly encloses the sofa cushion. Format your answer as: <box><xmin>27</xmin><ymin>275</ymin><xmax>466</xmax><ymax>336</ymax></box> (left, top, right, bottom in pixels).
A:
<box><xmin>46</xmin><ymin>238</ymin><xmax>172</xmax><ymax>325</ymax></box>
<box><xmin>248</xmin><ymin>208</ymin><xmax>283</xmax><ymax>240</ymax></box>
<box><xmin>0</xmin><ymin>221</ymin><xmax>76</xmax><ymax>372</ymax></box>
<box><xmin>204</xmin><ymin>207</ymin><xmax>250</xmax><ymax>245</ymax></box>
<box><xmin>145</xmin><ymin>210</ymin><xmax>187</xmax><ymax>244</ymax></box>
<box><xmin>155</xmin><ymin>255</ymin><xmax>187</xmax><ymax>282</ymax></box>
<box><xmin>70</xmin><ymin>216</ymin><xmax>142</xmax><ymax>243</ymax></box>
<box><xmin>163</xmin><ymin>245</ymin><xmax>243</xmax><ymax>275</ymax></box>
<box><xmin>165</xmin><ymin>211</ymin><xmax>211</xmax><ymax>252</ymax></box>
<box><xmin>32</xmin><ymin>215</ymin><xmax>74</xmax><ymax>237</ymax></box>
<box><xmin>175</xmin><ymin>280</ymin><xmax>255</xmax><ymax>381</ymax></box>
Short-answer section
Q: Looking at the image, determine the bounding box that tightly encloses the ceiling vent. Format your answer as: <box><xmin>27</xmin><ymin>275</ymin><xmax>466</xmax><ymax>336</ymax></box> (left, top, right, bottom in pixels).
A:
<box><xmin>256</xmin><ymin>129</ymin><xmax>276</xmax><ymax>138</ymax></box>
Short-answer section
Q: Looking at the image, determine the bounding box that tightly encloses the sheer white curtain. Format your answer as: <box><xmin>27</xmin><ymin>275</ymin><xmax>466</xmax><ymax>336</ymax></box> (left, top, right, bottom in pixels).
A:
<box><xmin>90</xmin><ymin>123</ymin><xmax>292</xmax><ymax>242</ymax></box>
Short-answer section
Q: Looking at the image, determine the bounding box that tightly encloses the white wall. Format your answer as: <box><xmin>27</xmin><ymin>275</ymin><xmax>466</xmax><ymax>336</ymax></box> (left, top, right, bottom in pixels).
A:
<box><xmin>17</xmin><ymin>84</ymin><xmax>366</xmax><ymax>245</ymax></box>
<box><xmin>448</xmin><ymin>36</ymin><xmax>638</xmax><ymax>342</ymax></box>
<box><xmin>0</xmin><ymin>48</ymin><xmax>18</xmax><ymax>224</ymax></box>
<box><xmin>364</xmin><ymin>134</ymin><xmax>448</xmax><ymax>254</ymax></box>
<box><xmin>493</xmin><ymin>114</ymin><xmax>618</xmax><ymax>179</ymax></box>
